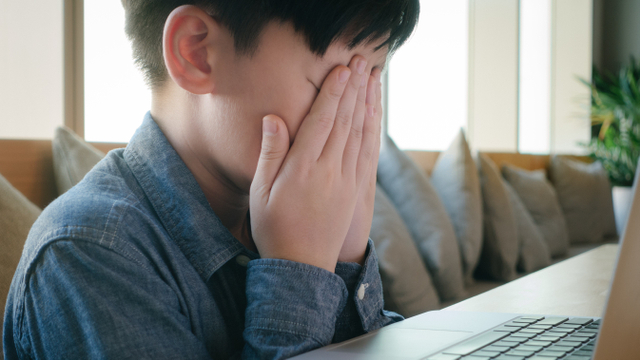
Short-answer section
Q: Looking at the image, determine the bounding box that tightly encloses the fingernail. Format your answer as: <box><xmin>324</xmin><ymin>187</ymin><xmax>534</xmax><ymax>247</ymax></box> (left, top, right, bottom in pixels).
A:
<box><xmin>339</xmin><ymin>69</ymin><xmax>351</xmax><ymax>83</ymax></box>
<box><xmin>357</xmin><ymin>59</ymin><xmax>367</xmax><ymax>75</ymax></box>
<box><xmin>263</xmin><ymin>117</ymin><xmax>277</xmax><ymax>135</ymax></box>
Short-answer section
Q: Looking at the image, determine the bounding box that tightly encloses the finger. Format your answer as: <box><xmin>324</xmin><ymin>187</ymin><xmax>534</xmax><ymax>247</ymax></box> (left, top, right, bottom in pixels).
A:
<box><xmin>319</xmin><ymin>56</ymin><xmax>368</xmax><ymax>165</ymax></box>
<box><xmin>355</xmin><ymin>70</ymin><xmax>381</xmax><ymax>186</ymax></box>
<box><xmin>289</xmin><ymin>66</ymin><xmax>351</xmax><ymax>162</ymax></box>
<box><xmin>250</xmin><ymin>115</ymin><xmax>290</xmax><ymax>202</ymax></box>
<box><xmin>342</xmin><ymin>68</ymin><xmax>370</xmax><ymax>177</ymax></box>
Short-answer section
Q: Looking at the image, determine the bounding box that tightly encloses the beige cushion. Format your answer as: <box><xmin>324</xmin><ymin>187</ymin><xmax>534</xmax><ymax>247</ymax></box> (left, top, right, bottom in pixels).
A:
<box><xmin>502</xmin><ymin>165</ymin><xmax>570</xmax><ymax>257</ymax></box>
<box><xmin>53</xmin><ymin>126</ymin><xmax>105</xmax><ymax>195</ymax></box>
<box><xmin>0</xmin><ymin>173</ymin><xmax>41</xmax><ymax>322</ymax></box>
<box><xmin>549</xmin><ymin>156</ymin><xmax>618</xmax><ymax>243</ymax></box>
<box><xmin>504</xmin><ymin>182</ymin><xmax>551</xmax><ymax>273</ymax></box>
<box><xmin>377</xmin><ymin>135</ymin><xmax>465</xmax><ymax>301</ymax></box>
<box><xmin>475</xmin><ymin>154</ymin><xmax>518</xmax><ymax>281</ymax></box>
<box><xmin>370</xmin><ymin>185</ymin><xmax>440</xmax><ymax>317</ymax></box>
<box><xmin>430</xmin><ymin>130</ymin><xmax>483</xmax><ymax>284</ymax></box>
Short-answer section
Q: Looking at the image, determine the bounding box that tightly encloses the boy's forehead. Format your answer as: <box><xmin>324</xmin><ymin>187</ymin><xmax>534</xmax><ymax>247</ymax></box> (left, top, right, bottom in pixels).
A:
<box><xmin>316</xmin><ymin>40</ymin><xmax>389</xmax><ymax>73</ymax></box>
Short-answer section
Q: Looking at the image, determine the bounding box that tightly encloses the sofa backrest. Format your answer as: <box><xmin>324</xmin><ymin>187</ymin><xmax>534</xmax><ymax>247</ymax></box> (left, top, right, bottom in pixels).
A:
<box><xmin>0</xmin><ymin>140</ymin><xmax>124</xmax><ymax>209</ymax></box>
<box><xmin>0</xmin><ymin>139</ymin><xmax>589</xmax><ymax>209</ymax></box>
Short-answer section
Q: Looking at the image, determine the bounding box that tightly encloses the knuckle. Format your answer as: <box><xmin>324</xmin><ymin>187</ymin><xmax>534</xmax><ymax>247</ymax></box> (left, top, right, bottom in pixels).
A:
<box><xmin>260</xmin><ymin>143</ymin><xmax>285</xmax><ymax>161</ymax></box>
<box><xmin>314</xmin><ymin>113</ymin><xmax>335</xmax><ymax>131</ymax></box>
<box><xmin>325</xmin><ymin>86</ymin><xmax>343</xmax><ymax>102</ymax></box>
<box><xmin>349</xmin><ymin>126</ymin><xmax>363</xmax><ymax>140</ymax></box>
<box><xmin>335</xmin><ymin>111</ymin><xmax>352</xmax><ymax>127</ymax></box>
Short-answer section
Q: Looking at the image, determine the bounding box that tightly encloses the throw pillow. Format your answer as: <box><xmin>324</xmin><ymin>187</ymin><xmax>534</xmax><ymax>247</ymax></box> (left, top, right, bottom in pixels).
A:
<box><xmin>475</xmin><ymin>154</ymin><xmax>518</xmax><ymax>281</ymax></box>
<box><xmin>502</xmin><ymin>164</ymin><xmax>570</xmax><ymax>257</ymax></box>
<box><xmin>504</xmin><ymin>182</ymin><xmax>551</xmax><ymax>273</ymax></box>
<box><xmin>549</xmin><ymin>156</ymin><xmax>617</xmax><ymax>243</ymax></box>
<box><xmin>52</xmin><ymin>126</ymin><xmax>105</xmax><ymax>195</ymax></box>
<box><xmin>0</xmin><ymin>173</ymin><xmax>41</xmax><ymax>321</ymax></box>
<box><xmin>370</xmin><ymin>185</ymin><xmax>440</xmax><ymax>317</ymax></box>
<box><xmin>430</xmin><ymin>130</ymin><xmax>483</xmax><ymax>284</ymax></box>
<box><xmin>377</xmin><ymin>135</ymin><xmax>465</xmax><ymax>301</ymax></box>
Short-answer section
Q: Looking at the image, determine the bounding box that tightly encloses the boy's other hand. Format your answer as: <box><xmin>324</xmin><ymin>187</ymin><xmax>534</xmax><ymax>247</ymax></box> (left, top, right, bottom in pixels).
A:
<box><xmin>338</xmin><ymin>68</ymin><xmax>382</xmax><ymax>265</ymax></box>
<box><xmin>250</xmin><ymin>55</ymin><xmax>376</xmax><ymax>272</ymax></box>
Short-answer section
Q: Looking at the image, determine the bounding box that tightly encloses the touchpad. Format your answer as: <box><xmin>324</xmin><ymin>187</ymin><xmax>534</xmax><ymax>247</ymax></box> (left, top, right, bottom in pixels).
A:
<box><xmin>330</xmin><ymin>328</ymin><xmax>472</xmax><ymax>359</ymax></box>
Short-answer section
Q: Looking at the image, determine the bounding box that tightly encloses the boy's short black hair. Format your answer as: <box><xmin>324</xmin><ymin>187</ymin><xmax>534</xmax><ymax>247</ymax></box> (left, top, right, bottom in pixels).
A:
<box><xmin>122</xmin><ymin>0</ymin><xmax>420</xmax><ymax>89</ymax></box>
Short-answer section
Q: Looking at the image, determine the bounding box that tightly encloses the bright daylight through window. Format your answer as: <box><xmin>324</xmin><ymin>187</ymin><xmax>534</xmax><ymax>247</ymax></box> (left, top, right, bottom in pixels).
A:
<box><xmin>387</xmin><ymin>0</ymin><xmax>469</xmax><ymax>151</ymax></box>
<box><xmin>84</xmin><ymin>1</ymin><xmax>151</xmax><ymax>143</ymax></box>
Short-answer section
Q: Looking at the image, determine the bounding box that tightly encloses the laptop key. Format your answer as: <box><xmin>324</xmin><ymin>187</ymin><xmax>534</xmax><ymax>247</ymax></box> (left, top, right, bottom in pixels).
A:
<box><xmin>425</xmin><ymin>354</ymin><xmax>461</xmax><ymax>360</ymax></box>
<box><xmin>505</xmin><ymin>349</ymin><xmax>535</xmax><ymax>357</ymax></box>
<box><xmin>493</xmin><ymin>340</ymin><xmax>519</xmax><ymax>348</ymax></box>
<box><xmin>535</xmin><ymin>317</ymin><xmax>568</xmax><ymax>326</ymax></box>
<box><xmin>523</xmin><ymin>340</ymin><xmax>552</xmax><ymax>347</ymax></box>
<box><xmin>511</xmin><ymin>332</ymin><xmax>536</xmax><ymax>339</ymax></box>
<box><xmin>514</xmin><ymin>344</ymin><xmax>543</xmax><ymax>352</ymax></box>
<box><xmin>442</xmin><ymin>331</ymin><xmax>508</xmax><ymax>355</ymax></box>
<box><xmin>536</xmin><ymin>335</ymin><xmax>562</xmax><ymax>342</ymax></box>
<box><xmin>564</xmin><ymin>318</ymin><xmax>593</xmax><ymax>326</ymax></box>
<box><xmin>556</xmin><ymin>324</ymin><xmax>581</xmax><ymax>329</ymax></box>
<box><xmin>493</xmin><ymin>326</ymin><xmax>520</xmax><ymax>333</ymax></box>
<box><xmin>537</xmin><ymin>349</ymin><xmax>565</xmax><ymax>357</ymax></box>
<box><xmin>483</xmin><ymin>345</ymin><xmax>509</xmax><ymax>353</ymax></box>
<box><xmin>528</xmin><ymin>325</ymin><xmax>553</xmax><ymax>330</ymax></box>
<box><xmin>493</xmin><ymin>356</ymin><xmax>525</xmax><ymax>360</ymax></box>
<box><xmin>556</xmin><ymin>340</ymin><xmax>581</xmax><ymax>348</ymax></box>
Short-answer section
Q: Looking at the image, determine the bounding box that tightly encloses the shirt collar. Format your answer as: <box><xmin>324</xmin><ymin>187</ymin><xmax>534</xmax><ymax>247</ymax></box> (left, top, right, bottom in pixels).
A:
<box><xmin>124</xmin><ymin>112</ymin><xmax>247</xmax><ymax>281</ymax></box>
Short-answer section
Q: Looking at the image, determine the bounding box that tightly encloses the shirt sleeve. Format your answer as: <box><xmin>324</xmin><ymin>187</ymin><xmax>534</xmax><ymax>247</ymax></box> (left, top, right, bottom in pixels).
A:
<box><xmin>243</xmin><ymin>239</ymin><xmax>403</xmax><ymax>359</ymax></box>
<box><xmin>333</xmin><ymin>239</ymin><xmax>404</xmax><ymax>343</ymax></box>
<box><xmin>13</xmin><ymin>240</ymin><xmax>213</xmax><ymax>360</ymax></box>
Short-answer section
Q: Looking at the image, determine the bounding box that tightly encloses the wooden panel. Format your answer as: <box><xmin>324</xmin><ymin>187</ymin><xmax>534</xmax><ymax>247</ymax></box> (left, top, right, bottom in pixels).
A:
<box><xmin>404</xmin><ymin>151</ymin><xmax>441</xmax><ymax>176</ymax></box>
<box><xmin>0</xmin><ymin>140</ymin><xmax>57</xmax><ymax>209</ymax></box>
<box><xmin>0</xmin><ymin>140</ymin><xmax>126</xmax><ymax>209</ymax></box>
<box><xmin>483</xmin><ymin>152</ymin><xmax>551</xmax><ymax>172</ymax></box>
<box><xmin>90</xmin><ymin>142</ymin><xmax>126</xmax><ymax>154</ymax></box>
<box><xmin>445</xmin><ymin>244</ymin><xmax>617</xmax><ymax>317</ymax></box>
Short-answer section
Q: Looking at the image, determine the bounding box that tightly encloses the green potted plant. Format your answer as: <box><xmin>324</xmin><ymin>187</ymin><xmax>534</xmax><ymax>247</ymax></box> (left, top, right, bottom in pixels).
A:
<box><xmin>581</xmin><ymin>57</ymin><xmax>640</xmax><ymax>233</ymax></box>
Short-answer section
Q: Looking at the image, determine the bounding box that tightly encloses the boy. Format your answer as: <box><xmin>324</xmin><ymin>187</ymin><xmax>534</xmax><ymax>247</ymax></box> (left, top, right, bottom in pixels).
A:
<box><xmin>4</xmin><ymin>1</ymin><xmax>419</xmax><ymax>358</ymax></box>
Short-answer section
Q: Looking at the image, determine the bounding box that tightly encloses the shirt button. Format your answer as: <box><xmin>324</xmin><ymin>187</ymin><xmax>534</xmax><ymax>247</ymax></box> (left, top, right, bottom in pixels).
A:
<box><xmin>236</xmin><ymin>255</ymin><xmax>250</xmax><ymax>267</ymax></box>
<box><xmin>357</xmin><ymin>283</ymin><xmax>369</xmax><ymax>300</ymax></box>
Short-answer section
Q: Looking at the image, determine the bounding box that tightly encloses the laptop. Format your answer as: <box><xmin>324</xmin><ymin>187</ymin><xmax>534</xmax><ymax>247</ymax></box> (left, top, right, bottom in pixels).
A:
<box><xmin>293</xmin><ymin>163</ymin><xmax>640</xmax><ymax>360</ymax></box>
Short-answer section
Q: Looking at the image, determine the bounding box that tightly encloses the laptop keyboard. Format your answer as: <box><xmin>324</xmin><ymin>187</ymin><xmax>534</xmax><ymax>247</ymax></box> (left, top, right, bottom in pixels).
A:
<box><xmin>426</xmin><ymin>316</ymin><xmax>601</xmax><ymax>360</ymax></box>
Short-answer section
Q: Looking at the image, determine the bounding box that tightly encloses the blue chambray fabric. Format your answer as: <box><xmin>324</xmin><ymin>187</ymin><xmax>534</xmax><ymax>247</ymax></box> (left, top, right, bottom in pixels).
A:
<box><xmin>3</xmin><ymin>113</ymin><xmax>402</xmax><ymax>360</ymax></box>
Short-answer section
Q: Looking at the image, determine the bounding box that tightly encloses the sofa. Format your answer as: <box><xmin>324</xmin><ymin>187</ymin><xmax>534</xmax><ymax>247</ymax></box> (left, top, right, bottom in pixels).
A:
<box><xmin>0</xmin><ymin>127</ymin><xmax>619</xmax><ymax>346</ymax></box>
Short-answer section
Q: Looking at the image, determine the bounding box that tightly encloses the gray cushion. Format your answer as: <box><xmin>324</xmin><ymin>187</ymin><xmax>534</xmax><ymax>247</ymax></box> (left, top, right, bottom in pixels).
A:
<box><xmin>370</xmin><ymin>185</ymin><xmax>440</xmax><ymax>316</ymax></box>
<box><xmin>502</xmin><ymin>165</ymin><xmax>570</xmax><ymax>257</ymax></box>
<box><xmin>0</xmin><ymin>173</ymin><xmax>41</xmax><ymax>324</ymax></box>
<box><xmin>504</xmin><ymin>182</ymin><xmax>551</xmax><ymax>273</ymax></box>
<box><xmin>377</xmin><ymin>135</ymin><xmax>465</xmax><ymax>301</ymax></box>
<box><xmin>475</xmin><ymin>154</ymin><xmax>518</xmax><ymax>281</ymax></box>
<box><xmin>430</xmin><ymin>130</ymin><xmax>483</xmax><ymax>284</ymax></box>
<box><xmin>549</xmin><ymin>156</ymin><xmax>617</xmax><ymax>243</ymax></box>
<box><xmin>53</xmin><ymin>126</ymin><xmax>105</xmax><ymax>195</ymax></box>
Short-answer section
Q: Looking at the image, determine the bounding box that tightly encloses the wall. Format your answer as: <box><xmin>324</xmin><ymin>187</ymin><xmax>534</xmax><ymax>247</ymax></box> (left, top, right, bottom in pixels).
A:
<box><xmin>0</xmin><ymin>0</ymin><xmax>64</xmax><ymax>140</ymax></box>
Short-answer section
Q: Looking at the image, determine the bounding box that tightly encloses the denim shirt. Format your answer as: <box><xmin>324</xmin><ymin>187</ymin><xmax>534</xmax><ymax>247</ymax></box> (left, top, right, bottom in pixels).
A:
<box><xmin>3</xmin><ymin>113</ymin><xmax>402</xmax><ymax>360</ymax></box>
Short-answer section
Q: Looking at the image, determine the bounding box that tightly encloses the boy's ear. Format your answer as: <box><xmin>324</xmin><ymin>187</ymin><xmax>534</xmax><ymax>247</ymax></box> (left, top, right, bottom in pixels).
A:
<box><xmin>163</xmin><ymin>5</ymin><xmax>221</xmax><ymax>94</ymax></box>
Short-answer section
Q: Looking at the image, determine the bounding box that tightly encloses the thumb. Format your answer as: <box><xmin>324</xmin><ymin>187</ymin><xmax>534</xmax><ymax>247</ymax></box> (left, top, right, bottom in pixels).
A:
<box><xmin>251</xmin><ymin>115</ymin><xmax>289</xmax><ymax>199</ymax></box>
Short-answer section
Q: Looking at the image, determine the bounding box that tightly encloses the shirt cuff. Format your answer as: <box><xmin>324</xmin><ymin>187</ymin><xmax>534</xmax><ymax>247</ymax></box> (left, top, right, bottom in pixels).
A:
<box><xmin>245</xmin><ymin>258</ymin><xmax>348</xmax><ymax>344</ymax></box>
<box><xmin>335</xmin><ymin>239</ymin><xmax>393</xmax><ymax>333</ymax></box>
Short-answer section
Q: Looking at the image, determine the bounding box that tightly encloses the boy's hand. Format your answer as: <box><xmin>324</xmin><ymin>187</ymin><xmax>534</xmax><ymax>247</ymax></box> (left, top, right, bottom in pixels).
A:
<box><xmin>250</xmin><ymin>55</ymin><xmax>376</xmax><ymax>272</ymax></box>
<box><xmin>338</xmin><ymin>68</ymin><xmax>382</xmax><ymax>265</ymax></box>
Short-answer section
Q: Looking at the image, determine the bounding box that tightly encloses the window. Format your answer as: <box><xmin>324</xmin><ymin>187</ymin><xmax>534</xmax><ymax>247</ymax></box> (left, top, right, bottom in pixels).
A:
<box><xmin>387</xmin><ymin>0</ymin><xmax>469</xmax><ymax>151</ymax></box>
<box><xmin>518</xmin><ymin>0</ymin><xmax>552</xmax><ymax>154</ymax></box>
<box><xmin>84</xmin><ymin>1</ymin><xmax>150</xmax><ymax>143</ymax></box>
